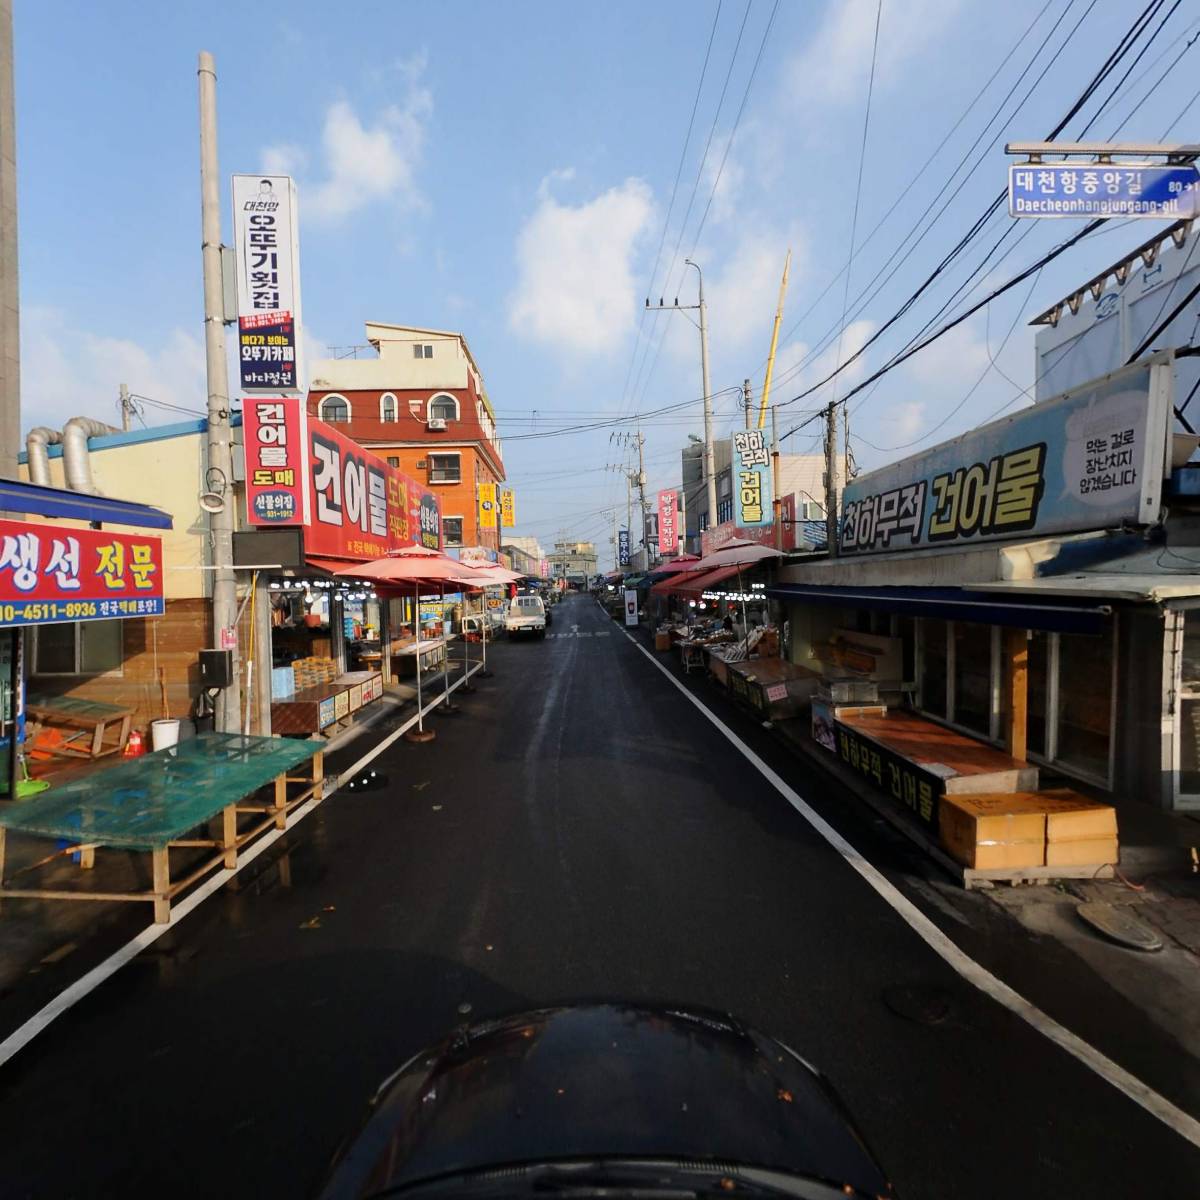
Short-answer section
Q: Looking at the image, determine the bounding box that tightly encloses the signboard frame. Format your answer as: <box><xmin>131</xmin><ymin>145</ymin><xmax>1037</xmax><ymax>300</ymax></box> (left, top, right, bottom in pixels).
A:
<box><xmin>1009</xmin><ymin>162</ymin><xmax>1200</xmax><ymax>220</ymax></box>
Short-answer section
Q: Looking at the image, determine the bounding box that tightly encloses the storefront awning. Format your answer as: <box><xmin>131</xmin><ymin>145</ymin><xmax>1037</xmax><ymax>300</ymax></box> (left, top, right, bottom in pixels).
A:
<box><xmin>0</xmin><ymin>479</ymin><xmax>173</xmax><ymax>530</ymax></box>
<box><xmin>673</xmin><ymin>564</ymin><xmax>746</xmax><ymax>595</ymax></box>
<box><xmin>766</xmin><ymin>582</ymin><xmax>1113</xmax><ymax>635</ymax></box>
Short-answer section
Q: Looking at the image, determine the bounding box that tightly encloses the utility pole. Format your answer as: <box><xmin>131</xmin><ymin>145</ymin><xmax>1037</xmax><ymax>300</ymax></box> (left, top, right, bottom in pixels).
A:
<box><xmin>824</xmin><ymin>403</ymin><xmax>840</xmax><ymax>558</ymax></box>
<box><xmin>0</xmin><ymin>0</ymin><xmax>18</xmax><ymax>487</ymax></box>
<box><xmin>645</xmin><ymin>259</ymin><xmax>716</xmax><ymax>532</ymax></box>
<box><xmin>119</xmin><ymin>383</ymin><xmax>133</xmax><ymax>432</ymax></box>
<box><xmin>771</xmin><ymin>405</ymin><xmax>783</xmax><ymax>552</ymax></box>
<box><xmin>743</xmin><ymin>378</ymin><xmax>752</xmax><ymax>430</ymax></box>
<box><xmin>198</xmin><ymin>52</ymin><xmax>240</xmax><ymax>733</ymax></box>
<box><xmin>635</xmin><ymin>429</ymin><xmax>650</xmax><ymax>566</ymax></box>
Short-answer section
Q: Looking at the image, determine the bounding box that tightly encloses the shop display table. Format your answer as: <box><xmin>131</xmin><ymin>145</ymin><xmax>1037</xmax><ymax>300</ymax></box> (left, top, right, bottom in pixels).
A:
<box><xmin>0</xmin><ymin>734</ymin><xmax>324</xmax><ymax>922</ymax></box>
<box><xmin>727</xmin><ymin>659</ymin><xmax>820</xmax><ymax>720</ymax></box>
<box><xmin>390</xmin><ymin>637</ymin><xmax>449</xmax><ymax>679</ymax></box>
<box><xmin>271</xmin><ymin>671</ymin><xmax>383</xmax><ymax>736</ymax></box>
<box><xmin>833</xmin><ymin>709</ymin><xmax>1038</xmax><ymax>832</ymax></box>
<box><xmin>25</xmin><ymin>695</ymin><xmax>135</xmax><ymax>759</ymax></box>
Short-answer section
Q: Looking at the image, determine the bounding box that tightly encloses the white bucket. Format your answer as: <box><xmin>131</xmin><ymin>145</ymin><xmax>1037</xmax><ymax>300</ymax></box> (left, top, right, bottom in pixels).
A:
<box><xmin>150</xmin><ymin>719</ymin><xmax>181</xmax><ymax>752</ymax></box>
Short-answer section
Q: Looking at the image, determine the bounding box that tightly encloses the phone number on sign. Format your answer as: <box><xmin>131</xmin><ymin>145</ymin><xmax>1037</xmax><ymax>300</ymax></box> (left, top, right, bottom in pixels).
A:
<box><xmin>0</xmin><ymin>601</ymin><xmax>107</xmax><ymax>623</ymax></box>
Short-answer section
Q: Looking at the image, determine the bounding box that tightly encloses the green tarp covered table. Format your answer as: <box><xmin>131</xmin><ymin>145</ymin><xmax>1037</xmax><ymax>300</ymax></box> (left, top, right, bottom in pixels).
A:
<box><xmin>0</xmin><ymin>733</ymin><xmax>324</xmax><ymax>922</ymax></box>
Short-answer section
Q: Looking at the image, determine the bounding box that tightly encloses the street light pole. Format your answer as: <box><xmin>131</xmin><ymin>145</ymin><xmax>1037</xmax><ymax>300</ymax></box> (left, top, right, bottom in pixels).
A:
<box><xmin>198</xmin><ymin>51</ymin><xmax>240</xmax><ymax>733</ymax></box>
<box><xmin>685</xmin><ymin>259</ymin><xmax>718</xmax><ymax>532</ymax></box>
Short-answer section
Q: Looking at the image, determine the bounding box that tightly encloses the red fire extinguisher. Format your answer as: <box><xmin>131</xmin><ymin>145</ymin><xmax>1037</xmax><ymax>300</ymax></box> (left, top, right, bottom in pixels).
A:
<box><xmin>123</xmin><ymin>728</ymin><xmax>147</xmax><ymax>757</ymax></box>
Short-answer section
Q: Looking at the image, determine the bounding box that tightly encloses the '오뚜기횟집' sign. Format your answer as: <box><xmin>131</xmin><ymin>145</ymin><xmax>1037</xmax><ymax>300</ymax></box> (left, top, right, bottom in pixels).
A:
<box><xmin>839</xmin><ymin>355</ymin><xmax>1173</xmax><ymax>555</ymax></box>
<box><xmin>0</xmin><ymin>521</ymin><xmax>165</xmax><ymax>627</ymax></box>
<box><xmin>232</xmin><ymin>175</ymin><xmax>303</xmax><ymax>394</ymax></box>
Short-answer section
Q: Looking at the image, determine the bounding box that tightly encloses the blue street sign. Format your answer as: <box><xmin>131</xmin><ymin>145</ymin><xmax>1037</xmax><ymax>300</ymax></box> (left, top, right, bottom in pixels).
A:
<box><xmin>617</xmin><ymin>528</ymin><xmax>630</xmax><ymax>567</ymax></box>
<box><xmin>1009</xmin><ymin>162</ymin><xmax>1200</xmax><ymax>219</ymax></box>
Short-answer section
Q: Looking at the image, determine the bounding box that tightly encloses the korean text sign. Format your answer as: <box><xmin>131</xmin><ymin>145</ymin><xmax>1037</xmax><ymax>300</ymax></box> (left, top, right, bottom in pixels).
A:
<box><xmin>835</xmin><ymin>720</ymin><xmax>940</xmax><ymax>828</ymax></box>
<box><xmin>244</xmin><ymin>397</ymin><xmax>307</xmax><ymax>524</ymax></box>
<box><xmin>1009</xmin><ymin>163</ymin><xmax>1200</xmax><ymax>220</ymax></box>
<box><xmin>840</xmin><ymin>356</ymin><xmax>1172</xmax><ymax>555</ymax></box>
<box><xmin>617</xmin><ymin>528</ymin><xmax>630</xmax><ymax>567</ymax></box>
<box><xmin>0</xmin><ymin>521</ymin><xmax>165</xmax><ymax>627</ymax></box>
<box><xmin>242</xmin><ymin>405</ymin><xmax>440</xmax><ymax>557</ymax></box>
<box><xmin>657</xmin><ymin>489</ymin><xmax>679</xmax><ymax>555</ymax></box>
<box><xmin>500</xmin><ymin>489</ymin><xmax>516</xmax><ymax>528</ymax></box>
<box><xmin>732</xmin><ymin>430</ymin><xmax>772</xmax><ymax>527</ymax></box>
<box><xmin>478</xmin><ymin>483</ymin><xmax>498</xmax><ymax>529</ymax></box>
<box><xmin>232</xmin><ymin>175</ymin><xmax>303</xmax><ymax>394</ymax></box>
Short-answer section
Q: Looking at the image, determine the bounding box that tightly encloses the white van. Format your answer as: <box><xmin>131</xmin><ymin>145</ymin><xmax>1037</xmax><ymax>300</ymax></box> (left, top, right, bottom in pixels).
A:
<box><xmin>505</xmin><ymin>594</ymin><xmax>547</xmax><ymax>638</ymax></box>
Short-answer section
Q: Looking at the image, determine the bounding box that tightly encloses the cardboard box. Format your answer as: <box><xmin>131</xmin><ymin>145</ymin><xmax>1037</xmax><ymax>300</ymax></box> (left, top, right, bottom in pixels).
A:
<box><xmin>655</xmin><ymin>631</ymin><xmax>671</xmax><ymax>652</ymax></box>
<box><xmin>938</xmin><ymin>793</ymin><xmax>1047</xmax><ymax>869</ymax></box>
<box><xmin>1036</xmin><ymin>789</ymin><xmax>1118</xmax><ymax>843</ymax></box>
<box><xmin>1046</xmin><ymin>838</ymin><xmax>1119</xmax><ymax>867</ymax></box>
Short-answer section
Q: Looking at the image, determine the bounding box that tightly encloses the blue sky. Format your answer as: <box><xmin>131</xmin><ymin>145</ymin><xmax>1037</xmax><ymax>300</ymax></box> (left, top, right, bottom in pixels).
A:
<box><xmin>15</xmin><ymin>0</ymin><xmax>1200</xmax><ymax>563</ymax></box>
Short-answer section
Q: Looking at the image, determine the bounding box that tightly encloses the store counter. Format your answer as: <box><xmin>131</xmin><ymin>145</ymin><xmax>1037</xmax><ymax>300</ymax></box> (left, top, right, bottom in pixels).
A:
<box><xmin>271</xmin><ymin>670</ymin><xmax>384</xmax><ymax>736</ymax></box>
<box><xmin>726</xmin><ymin>659</ymin><xmax>820</xmax><ymax>719</ymax></box>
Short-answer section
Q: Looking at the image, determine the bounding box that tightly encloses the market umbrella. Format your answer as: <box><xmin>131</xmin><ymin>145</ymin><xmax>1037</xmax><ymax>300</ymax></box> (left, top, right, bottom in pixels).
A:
<box><xmin>448</xmin><ymin>561</ymin><xmax>523</xmax><ymax>677</ymax></box>
<box><xmin>688</xmin><ymin>542</ymin><xmax>784</xmax><ymax>645</ymax></box>
<box><xmin>335</xmin><ymin>553</ymin><xmax>478</xmax><ymax>740</ymax></box>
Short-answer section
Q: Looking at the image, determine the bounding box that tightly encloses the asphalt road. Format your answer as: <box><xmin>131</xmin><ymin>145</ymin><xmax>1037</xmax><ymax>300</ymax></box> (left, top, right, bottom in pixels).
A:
<box><xmin>1</xmin><ymin>591</ymin><xmax>1198</xmax><ymax>1197</ymax></box>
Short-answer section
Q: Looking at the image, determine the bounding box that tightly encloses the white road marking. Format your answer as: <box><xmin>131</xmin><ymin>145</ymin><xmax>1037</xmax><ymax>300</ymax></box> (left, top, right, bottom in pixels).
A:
<box><xmin>0</xmin><ymin>663</ymin><xmax>483</xmax><ymax>1068</ymax></box>
<box><xmin>622</xmin><ymin>630</ymin><xmax>1200</xmax><ymax>1150</ymax></box>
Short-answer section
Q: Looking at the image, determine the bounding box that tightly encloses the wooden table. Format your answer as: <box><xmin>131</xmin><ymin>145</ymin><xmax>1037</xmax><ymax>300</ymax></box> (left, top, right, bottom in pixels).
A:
<box><xmin>834</xmin><ymin>708</ymin><xmax>1038</xmax><ymax>832</ymax></box>
<box><xmin>26</xmin><ymin>695</ymin><xmax>135</xmax><ymax>759</ymax></box>
<box><xmin>727</xmin><ymin>659</ymin><xmax>820</xmax><ymax>720</ymax></box>
<box><xmin>271</xmin><ymin>671</ymin><xmax>383</xmax><ymax>736</ymax></box>
<box><xmin>0</xmin><ymin>733</ymin><xmax>324</xmax><ymax>922</ymax></box>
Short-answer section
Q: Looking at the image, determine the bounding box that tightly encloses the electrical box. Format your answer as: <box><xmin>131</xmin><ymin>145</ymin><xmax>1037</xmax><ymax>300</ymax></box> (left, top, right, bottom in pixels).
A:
<box><xmin>199</xmin><ymin>648</ymin><xmax>234</xmax><ymax>689</ymax></box>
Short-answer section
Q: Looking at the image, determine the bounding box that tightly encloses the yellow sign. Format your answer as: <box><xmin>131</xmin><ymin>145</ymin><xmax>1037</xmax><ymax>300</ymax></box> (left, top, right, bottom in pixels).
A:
<box><xmin>478</xmin><ymin>482</ymin><xmax>498</xmax><ymax>529</ymax></box>
<box><xmin>500</xmin><ymin>489</ymin><xmax>515</xmax><ymax>527</ymax></box>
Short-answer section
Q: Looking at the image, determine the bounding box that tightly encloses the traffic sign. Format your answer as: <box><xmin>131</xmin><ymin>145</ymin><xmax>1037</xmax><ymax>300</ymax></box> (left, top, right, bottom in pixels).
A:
<box><xmin>1009</xmin><ymin>162</ymin><xmax>1200</xmax><ymax>219</ymax></box>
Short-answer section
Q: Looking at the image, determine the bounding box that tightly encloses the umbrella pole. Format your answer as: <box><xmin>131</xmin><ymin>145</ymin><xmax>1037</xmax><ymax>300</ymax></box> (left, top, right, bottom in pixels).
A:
<box><xmin>405</xmin><ymin>582</ymin><xmax>436</xmax><ymax>743</ymax></box>
<box><xmin>458</xmin><ymin>587</ymin><xmax>477</xmax><ymax>693</ymax></box>
<box><xmin>738</xmin><ymin>567</ymin><xmax>750</xmax><ymax>654</ymax></box>
<box><xmin>436</xmin><ymin>581</ymin><xmax>461</xmax><ymax>716</ymax></box>
<box><xmin>479</xmin><ymin>590</ymin><xmax>494</xmax><ymax>678</ymax></box>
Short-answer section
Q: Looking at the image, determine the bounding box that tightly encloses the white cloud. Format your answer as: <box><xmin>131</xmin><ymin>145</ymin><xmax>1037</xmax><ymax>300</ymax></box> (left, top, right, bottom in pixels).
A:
<box><xmin>21</xmin><ymin>306</ymin><xmax>207</xmax><ymax>433</ymax></box>
<box><xmin>508</xmin><ymin>174</ymin><xmax>655</xmax><ymax>355</ymax></box>
<box><xmin>264</xmin><ymin>56</ymin><xmax>432</xmax><ymax>222</ymax></box>
<box><xmin>786</xmin><ymin>0</ymin><xmax>960</xmax><ymax>107</ymax></box>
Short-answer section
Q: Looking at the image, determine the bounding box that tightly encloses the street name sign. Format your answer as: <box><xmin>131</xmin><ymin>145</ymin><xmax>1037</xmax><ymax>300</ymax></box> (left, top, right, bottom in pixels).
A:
<box><xmin>1009</xmin><ymin>162</ymin><xmax>1200</xmax><ymax>219</ymax></box>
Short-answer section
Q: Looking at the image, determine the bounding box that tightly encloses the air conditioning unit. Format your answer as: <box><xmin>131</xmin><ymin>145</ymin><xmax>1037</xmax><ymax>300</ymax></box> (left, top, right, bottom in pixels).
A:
<box><xmin>427</xmin><ymin>418</ymin><xmax>447</xmax><ymax>431</ymax></box>
<box><xmin>416</xmin><ymin>460</ymin><xmax>427</xmax><ymax>469</ymax></box>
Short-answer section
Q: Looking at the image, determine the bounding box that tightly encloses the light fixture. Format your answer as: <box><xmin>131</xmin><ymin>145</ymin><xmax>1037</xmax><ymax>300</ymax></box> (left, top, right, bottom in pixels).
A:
<box><xmin>199</xmin><ymin>466</ymin><xmax>228</xmax><ymax>513</ymax></box>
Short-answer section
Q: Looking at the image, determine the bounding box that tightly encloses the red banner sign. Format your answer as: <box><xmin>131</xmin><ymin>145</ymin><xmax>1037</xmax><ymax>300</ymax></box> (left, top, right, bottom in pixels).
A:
<box><xmin>657</xmin><ymin>488</ymin><xmax>679</xmax><ymax>556</ymax></box>
<box><xmin>243</xmin><ymin>401</ymin><xmax>440</xmax><ymax>560</ymax></box>
<box><xmin>0</xmin><ymin>520</ymin><xmax>165</xmax><ymax>627</ymax></box>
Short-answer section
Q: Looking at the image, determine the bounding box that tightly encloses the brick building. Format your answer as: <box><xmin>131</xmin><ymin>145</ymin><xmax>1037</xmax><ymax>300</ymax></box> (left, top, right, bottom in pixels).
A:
<box><xmin>307</xmin><ymin>322</ymin><xmax>504</xmax><ymax>553</ymax></box>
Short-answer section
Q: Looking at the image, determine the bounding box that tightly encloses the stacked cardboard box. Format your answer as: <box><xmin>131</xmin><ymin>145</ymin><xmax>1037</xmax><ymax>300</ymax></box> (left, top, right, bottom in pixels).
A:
<box><xmin>938</xmin><ymin>790</ymin><xmax>1118</xmax><ymax>871</ymax></box>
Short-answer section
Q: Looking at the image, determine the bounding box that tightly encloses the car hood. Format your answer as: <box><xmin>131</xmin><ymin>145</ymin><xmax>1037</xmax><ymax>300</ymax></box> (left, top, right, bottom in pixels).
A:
<box><xmin>319</xmin><ymin>1003</ymin><xmax>893</xmax><ymax>1198</ymax></box>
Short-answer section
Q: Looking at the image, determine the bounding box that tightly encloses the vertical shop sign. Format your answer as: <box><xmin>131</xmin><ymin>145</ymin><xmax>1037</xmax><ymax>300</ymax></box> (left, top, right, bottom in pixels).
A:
<box><xmin>617</xmin><ymin>528</ymin><xmax>630</xmax><ymax>567</ymax></box>
<box><xmin>232</xmin><ymin>175</ymin><xmax>303</xmax><ymax>394</ymax></box>
<box><xmin>419</xmin><ymin>493</ymin><xmax>441</xmax><ymax>550</ymax></box>
<box><xmin>500</xmin><ymin>489</ymin><xmax>516</xmax><ymax>527</ymax></box>
<box><xmin>657</xmin><ymin>489</ymin><xmax>679</xmax><ymax>555</ymax></box>
<box><xmin>478</xmin><ymin>482</ymin><xmax>498</xmax><ymax>529</ymax></box>
<box><xmin>624</xmin><ymin>589</ymin><xmax>639</xmax><ymax>626</ymax></box>
<box><xmin>243</xmin><ymin>397</ymin><xmax>308</xmax><ymax>524</ymax></box>
<box><xmin>732</xmin><ymin>430</ymin><xmax>772</xmax><ymax>527</ymax></box>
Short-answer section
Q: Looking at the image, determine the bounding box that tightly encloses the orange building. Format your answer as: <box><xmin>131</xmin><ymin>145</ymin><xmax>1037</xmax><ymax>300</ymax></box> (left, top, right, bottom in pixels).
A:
<box><xmin>306</xmin><ymin>323</ymin><xmax>505</xmax><ymax>553</ymax></box>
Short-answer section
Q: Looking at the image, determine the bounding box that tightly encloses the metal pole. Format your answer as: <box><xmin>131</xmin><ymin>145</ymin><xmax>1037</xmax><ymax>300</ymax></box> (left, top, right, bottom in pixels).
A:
<box><xmin>771</xmin><ymin>405</ymin><xmax>782</xmax><ymax>552</ymax></box>
<box><xmin>406</xmin><ymin>583</ymin><xmax>435</xmax><ymax>742</ymax></box>
<box><xmin>687</xmin><ymin>259</ymin><xmax>718</xmax><ymax>531</ymax></box>
<box><xmin>253</xmin><ymin>572</ymin><xmax>272</xmax><ymax>735</ymax></box>
<box><xmin>198</xmin><ymin>52</ymin><xmax>240</xmax><ymax>733</ymax></box>
<box><xmin>825</xmin><ymin>404</ymin><xmax>840</xmax><ymax>557</ymax></box>
<box><xmin>0</xmin><ymin>0</ymin><xmax>19</xmax><ymax>490</ymax></box>
<box><xmin>743</xmin><ymin>378</ymin><xmax>752</xmax><ymax>431</ymax></box>
<box><xmin>436</xmin><ymin>581</ymin><xmax>460</xmax><ymax>715</ymax></box>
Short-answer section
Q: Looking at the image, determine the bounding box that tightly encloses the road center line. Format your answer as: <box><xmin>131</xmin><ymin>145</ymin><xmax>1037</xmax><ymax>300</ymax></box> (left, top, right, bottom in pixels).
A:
<box><xmin>621</xmin><ymin>630</ymin><xmax>1200</xmax><ymax>1150</ymax></box>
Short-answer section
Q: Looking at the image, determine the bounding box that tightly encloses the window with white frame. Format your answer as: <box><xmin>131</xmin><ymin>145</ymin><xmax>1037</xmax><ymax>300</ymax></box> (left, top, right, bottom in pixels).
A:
<box><xmin>915</xmin><ymin>617</ymin><xmax>1114</xmax><ymax>786</ymax></box>
<box><xmin>717</xmin><ymin>498</ymin><xmax>733</xmax><ymax>524</ymax></box>
<box><xmin>428</xmin><ymin>452</ymin><xmax>461</xmax><ymax>483</ymax></box>
<box><xmin>413</xmin><ymin>343</ymin><xmax>434</xmax><ymax>359</ymax></box>
<box><xmin>33</xmin><ymin>620</ymin><xmax>123</xmax><ymax>676</ymax></box>
<box><xmin>320</xmin><ymin>395</ymin><xmax>350</xmax><ymax>423</ymax></box>
<box><xmin>428</xmin><ymin>394</ymin><xmax>459</xmax><ymax>422</ymax></box>
<box><xmin>379</xmin><ymin>393</ymin><xmax>397</xmax><ymax>422</ymax></box>
<box><xmin>442</xmin><ymin>516</ymin><xmax>464</xmax><ymax>546</ymax></box>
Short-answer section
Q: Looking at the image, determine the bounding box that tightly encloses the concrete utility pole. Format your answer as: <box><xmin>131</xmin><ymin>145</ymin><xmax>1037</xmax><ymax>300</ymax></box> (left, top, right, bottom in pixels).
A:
<box><xmin>771</xmin><ymin>404</ymin><xmax>783</xmax><ymax>552</ymax></box>
<box><xmin>636</xmin><ymin>429</ymin><xmax>650</xmax><ymax>565</ymax></box>
<box><xmin>119</xmin><ymin>383</ymin><xmax>133</xmax><ymax>432</ymax></box>
<box><xmin>0</xmin><ymin>0</ymin><xmax>18</xmax><ymax>484</ymax></box>
<box><xmin>198</xmin><ymin>51</ymin><xmax>240</xmax><ymax>733</ymax></box>
<box><xmin>645</xmin><ymin>262</ymin><xmax>717</xmax><ymax>532</ymax></box>
<box><xmin>743</xmin><ymin>378</ymin><xmax>752</xmax><ymax>430</ymax></box>
<box><xmin>686</xmin><ymin>259</ymin><xmax>717</xmax><ymax>529</ymax></box>
<box><xmin>824</xmin><ymin>403</ymin><xmax>839</xmax><ymax>558</ymax></box>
